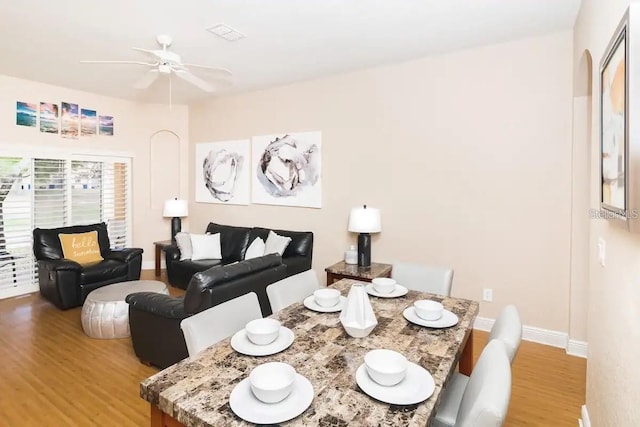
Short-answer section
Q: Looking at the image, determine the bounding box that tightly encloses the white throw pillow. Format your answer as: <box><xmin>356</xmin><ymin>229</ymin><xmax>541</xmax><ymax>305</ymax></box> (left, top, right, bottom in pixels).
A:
<box><xmin>244</xmin><ymin>237</ymin><xmax>266</xmax><ymax>260</ymax></box>
<box><xmin>190</xmin><ymin>233</ymin><xmax>222</xmax><ymax>261</ymax></box>
<box><xmin>175</xmin><ymin>232</ymin><xmax>193</xmax><ymax>261</ymax></box>
<box><xmin>264</xmin><ymin>230</ymin><xmax>292</xmax><ymax>256</ymax></box>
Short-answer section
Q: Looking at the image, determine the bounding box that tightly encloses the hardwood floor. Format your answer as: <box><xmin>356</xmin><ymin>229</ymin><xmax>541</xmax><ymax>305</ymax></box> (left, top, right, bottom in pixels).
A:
<box><xmin>0</xmin><ymin>271</ymin><xmax>585</xmax><ymax>426</ymax></box>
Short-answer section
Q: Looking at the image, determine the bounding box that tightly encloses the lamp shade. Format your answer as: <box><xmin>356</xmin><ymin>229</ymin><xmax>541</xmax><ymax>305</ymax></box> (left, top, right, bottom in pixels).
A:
<box><xmin>348</xmin><ymin>205</ymin><xmax>381</xmax><ymax>233</ymax></box>
<box><xmin>163</xmin><ymin>198</ymin><xmax>188</xmax><ymax>217</ymax></box>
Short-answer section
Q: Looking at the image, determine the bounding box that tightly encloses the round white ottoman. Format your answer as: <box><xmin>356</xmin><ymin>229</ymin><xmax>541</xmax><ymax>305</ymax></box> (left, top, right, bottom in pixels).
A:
<box><xmin>81</xmin><ymin>280</ymin><xmax>169</xmax><ymax>339</ymax></box>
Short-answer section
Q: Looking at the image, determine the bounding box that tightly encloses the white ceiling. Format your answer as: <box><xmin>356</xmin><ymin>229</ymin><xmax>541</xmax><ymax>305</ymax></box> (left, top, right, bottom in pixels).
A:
<box><xmin>0</xmin><ymin>0</ymin><xmax>581</xmax><ymax>104</ymax></box>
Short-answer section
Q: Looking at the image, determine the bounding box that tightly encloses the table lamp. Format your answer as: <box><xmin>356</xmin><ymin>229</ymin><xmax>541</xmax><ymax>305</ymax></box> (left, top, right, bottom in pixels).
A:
<box><xmin>163</xmin><ymin>198</ymin><xmax>188</xmax><ymax>242</ymax></box>
<box><xmin>348</xmin><ymin>205</ymin><xmax>381</xmax><ymax>267</ymax></box>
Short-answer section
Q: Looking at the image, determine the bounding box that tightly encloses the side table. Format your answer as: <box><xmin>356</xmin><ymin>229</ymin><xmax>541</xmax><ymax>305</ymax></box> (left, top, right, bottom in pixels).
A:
<box><xmin>325</xmin><ymin>261</ymin><xmax>392</xmax><ymax>285</ymax></box>
<box><xmin>153</xmin><ymin>240</ymin><xmax>174</xmax><ymax>277</ymax></box>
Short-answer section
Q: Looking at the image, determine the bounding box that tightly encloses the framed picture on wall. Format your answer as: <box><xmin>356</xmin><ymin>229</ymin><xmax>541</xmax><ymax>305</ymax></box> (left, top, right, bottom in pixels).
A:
<box><xmin>599</xmin><ymin>5</ymin><xmax>640</xmax><ymax>231</ymax></box>
<box><xmin>195</xmin><ymin>139</ymin><xmax>250</xmax><ymax>205</ymax></box>
<box><xmin>600</xmin><ymin>21</ymin><xmax>627</xmax><ymax>216</ymax></box>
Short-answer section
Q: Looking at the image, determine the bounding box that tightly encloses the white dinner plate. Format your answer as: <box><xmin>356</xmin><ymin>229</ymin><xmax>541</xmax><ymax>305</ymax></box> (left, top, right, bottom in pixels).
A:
<box><xmin>365</xmin><ymin>283</ymin><xmax>409</xmax><ymax>298</ymax></box>
<box><xmin>303</xmin><ymin>295</ymin><xmax>347</xmax><ymax>313</ymax></box>
<box><xmin>229</xmin><ymin>373</ymin><xmax>314</xmax><ymax>424</ymax></box>
<box><xmin>231</xmin><ymin>327</ymin><xmax>295</xmax><ymax>356</ymax></box>
<box><xmin>403</xmin><ymin>307</ymin><xmax>459</xmax><ymax>328</ymax></box>
<box><xmin>356</xmin><ymin>362</ymin><xmax>435</xmax><ymax>405</ymax></box>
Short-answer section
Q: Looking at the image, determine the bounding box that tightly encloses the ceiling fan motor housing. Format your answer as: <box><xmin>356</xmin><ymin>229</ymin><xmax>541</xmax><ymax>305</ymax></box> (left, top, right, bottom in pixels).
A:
<box><xmin>158</xmin><ymin>63</ymin><xmax>172</xmax><ymax>74</ymax></box>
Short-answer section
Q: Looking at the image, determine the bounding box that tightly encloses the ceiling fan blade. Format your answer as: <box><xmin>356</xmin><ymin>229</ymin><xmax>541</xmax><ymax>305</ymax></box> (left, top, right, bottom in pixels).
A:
<box><xmin>80</xmin><ymin>60</ymin><xmax>157</xmax><ymax>66</ymax></box>
<box><xmin>132</xmin><ymin>47</ymin><xmax>158</xmax><ymax>56</ymax></box>
<box><xmin>174</xmin><ymin>70</ymin><xmax>214</xmax><ymax>92</ymax></box>
<box><xmin>181</xmin><ymin>63</ymin><xmax>233</xmax><ymax>79</ymax></box>
<box><xmin>133</xmin><ymin>69</ymin><xmax>160</xmax><ymax>89</ymax></box>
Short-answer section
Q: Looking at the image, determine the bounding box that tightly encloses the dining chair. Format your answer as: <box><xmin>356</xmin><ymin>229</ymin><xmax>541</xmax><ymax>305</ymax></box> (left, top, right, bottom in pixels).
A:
<box><xmin>180</xmin><ymin>292</ymin><xmax>262</xmax><ymax>358</ymax></box>
<box><xmin>436</xmin><ymin>304</ymin><xmax>521</xmax><ymax>425</ymax></box>
<box><xmin>266</xmin><ymin>269</ymin><xmax>320</xmax><ymax>313</ymax></box>
<box><xmin>391</xmin><ymin>262</ymin><xmax>453</xmax><ymax>296</ymax></box>
<box><xmin>489</xmin><ymin>304</ymin><xmax>523</xmax><ymax>363</ymax></box>
<box><xmin>432</xmin><ymin>339</ymin><xmax>512</xmax><ymax>427</ymax></box>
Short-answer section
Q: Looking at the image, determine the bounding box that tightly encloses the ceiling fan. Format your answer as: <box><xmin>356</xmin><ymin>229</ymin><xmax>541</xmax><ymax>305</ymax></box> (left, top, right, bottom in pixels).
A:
<box><xmin>80</xmin><ymin>34</ymin><xmax>233</xmax><ymax>94</ymax></box>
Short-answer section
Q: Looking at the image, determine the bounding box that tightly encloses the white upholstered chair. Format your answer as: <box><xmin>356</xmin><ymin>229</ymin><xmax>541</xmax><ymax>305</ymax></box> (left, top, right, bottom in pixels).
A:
<box><xmin>488</xmin><ymin>304</ymin><xmax>523</xmax><ymax>364</ymax></box>
<box><xmin>180</xmin><ymin>292</ymin><xmax>262</xmax><ymax>358</ymax></box>
<box><xmin>266</xmin><ymin>270</ymin><xmax>320</xmax><ymax>313</ymax></box>
<box><xmin>391</xmin><ymin>262</ymin><xmax>454</xmax><ymax>296</ymax></box>
<box><xmin>433</xmin><ymin>339</ymin><xmax>512</xmax><ymax>427</ymax></box>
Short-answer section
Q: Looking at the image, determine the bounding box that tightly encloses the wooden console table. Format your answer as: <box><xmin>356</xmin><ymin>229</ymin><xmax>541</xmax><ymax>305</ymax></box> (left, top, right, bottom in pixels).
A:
<box><xmin>153</xmin><ymin>240</ymin><xmax>173</xmax><ymax>277</ymax></box>
<box><xmin>325</xmin><ymin>261</ymin><xmax>392</xmax><ymax>285</ymax></box>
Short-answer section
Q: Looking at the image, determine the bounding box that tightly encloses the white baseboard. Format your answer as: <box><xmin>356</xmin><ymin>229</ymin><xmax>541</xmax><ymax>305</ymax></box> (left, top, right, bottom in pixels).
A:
<box><xmin>581</xmin><ymin>405</ymin><xmax>591</xmax><ymax>427</ymax></box>
<box><xmin>0</xmin><ymin>283</ymin><xmax>39</xmax><ymax>300</ymax></box>
<box><xmin>473</xmin><ymin>316</ymin><xmax>587</xmax><ymax>358</ymax></box>
<box><xmin>142</xmin><ymin>260</ymin><xmax>163</xmax><ymax>271</ymax></box>
<box><xmin>567</xmin><ymin>339</ymin><xmax>588</xmax><ymax>358</ymax></box>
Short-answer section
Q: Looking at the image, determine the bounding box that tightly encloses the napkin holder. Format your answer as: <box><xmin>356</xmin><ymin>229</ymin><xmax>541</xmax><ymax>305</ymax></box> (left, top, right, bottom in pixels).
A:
<box><xmin>339</xmin><ymin>283</ymin><xmax>377</xmax><ymax>338</ymax></box>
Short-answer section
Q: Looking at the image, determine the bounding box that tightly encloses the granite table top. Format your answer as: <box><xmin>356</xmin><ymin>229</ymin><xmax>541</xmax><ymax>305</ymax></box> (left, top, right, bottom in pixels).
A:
<box><xmin>140</xmin><ymin>279</ymin><xmax>479</xmax><ymax>427</ymax></box>
<box><xmin>325</xmin><ymin>261</ymin><xmax>392</xmax><ymax>280</ymax></box>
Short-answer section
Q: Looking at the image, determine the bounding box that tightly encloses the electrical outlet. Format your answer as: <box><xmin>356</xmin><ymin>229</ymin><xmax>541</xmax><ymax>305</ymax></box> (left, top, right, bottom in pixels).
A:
<box><xmin>482</xmin><ymin>288</ymin><xmax>493</xmax><ymax>302</ymax></box>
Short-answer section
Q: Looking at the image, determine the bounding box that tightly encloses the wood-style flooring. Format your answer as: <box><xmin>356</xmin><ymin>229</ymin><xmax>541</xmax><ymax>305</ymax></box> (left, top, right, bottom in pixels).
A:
<box><xmin>0</xmin><ymin>271</ymin><xmax>585</xmax><ymax>426</ymax></box>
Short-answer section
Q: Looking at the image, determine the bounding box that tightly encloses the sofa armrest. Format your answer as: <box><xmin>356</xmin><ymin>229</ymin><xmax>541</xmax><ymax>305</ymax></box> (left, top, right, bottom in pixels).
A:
<box><xmin>39</xmin><ymin>258</ymin><xmax>83</xmax><ymax>272</ymax></box>
<box><xmin>165</xmin><ymin>245</ymin><xmax>181</xmax><ymax>262</ymax></box>
<box><xmin>125</xmin><ymin>292</ymin><xmax>187</xmax><ymax>320</ymax></box>
<box><xmin>104</xmin><ymin>248</ymin><xmax>143</xmax><ymax>263</ymax></box>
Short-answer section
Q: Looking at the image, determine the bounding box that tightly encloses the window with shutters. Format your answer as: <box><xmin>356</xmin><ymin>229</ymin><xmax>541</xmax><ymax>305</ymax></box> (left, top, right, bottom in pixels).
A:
<box><xmin>0</xmin><ymin>154</ymin><xmax>131</xmax><ymax>299</ymax></box>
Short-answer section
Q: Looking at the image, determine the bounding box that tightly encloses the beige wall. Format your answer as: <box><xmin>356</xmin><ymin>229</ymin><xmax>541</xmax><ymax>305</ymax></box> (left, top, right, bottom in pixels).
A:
<box><xmin>189</xmin><ymin>31</ymin><xmax>574</xmax><ymax>332</ymax></box>
<box><xmin>574</xmin><ymin>0</ymin><xmax>640</xmax><ymax>425</ymax></box>
<box><xmin>0</xmin><ymin>74</ymin><xmax>189</xmax><ymax>266</ymax></box>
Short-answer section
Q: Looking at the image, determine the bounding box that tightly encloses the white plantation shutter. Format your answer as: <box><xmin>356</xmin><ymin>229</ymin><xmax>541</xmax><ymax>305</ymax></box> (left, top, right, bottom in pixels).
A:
<box><xmin>34</xmin><ymin>159</ymin><xmax>67</xmax><ymax>229</ymax></box>
<box><xmin>103</xmin><ymin>160</ymin><xmax>130</xmax><ymax>249</ymax></box>
<box><xmin>0</xmin><ymin>153</ymin><xmax>132</xmax><ymax>298</ymax></box>
<box><xmin>71</xmin><ymin>160</ymin><xmax>103</xmax><ymax>226</ymax></box>
<box><xmin>0</xmin><ymin>157</ymin><xmax>36</xmax><ymax>294</ymax></box>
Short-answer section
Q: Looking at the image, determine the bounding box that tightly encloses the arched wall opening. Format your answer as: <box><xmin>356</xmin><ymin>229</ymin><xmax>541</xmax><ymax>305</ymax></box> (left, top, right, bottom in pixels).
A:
<box><xmin>569</xmin><ymin>50</ymin><xmax>593</xmax><ymax>346</ymax></box>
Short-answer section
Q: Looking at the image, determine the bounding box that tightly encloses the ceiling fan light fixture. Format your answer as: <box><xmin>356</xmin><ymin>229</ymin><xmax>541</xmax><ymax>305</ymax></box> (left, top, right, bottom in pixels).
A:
<box><xmin>158</xmin><ymin>63</ymin><xmax>171</xmax><ymax>74</ymax></box>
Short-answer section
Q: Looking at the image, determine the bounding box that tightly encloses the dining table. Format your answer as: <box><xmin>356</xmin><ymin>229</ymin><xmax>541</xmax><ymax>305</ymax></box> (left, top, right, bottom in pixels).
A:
<box><xmin>140</xmin><ymin>278</ymin><xmax>479</xmax><ymax>426</ymax></box>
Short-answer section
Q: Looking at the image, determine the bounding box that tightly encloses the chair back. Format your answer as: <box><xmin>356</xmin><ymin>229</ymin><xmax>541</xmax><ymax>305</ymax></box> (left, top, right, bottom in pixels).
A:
<box><xmin>33</xmin><ymin>223</ymin><xmax>111</xmax><ymax>260</ymax></box>
<box><xmin>489</xmin><ymin>304</ymin><xmax>523</xmax><ymax>364</ymax></box>
<box><xmin>180</xmin><ymin>292</ymin><xmax>262</xmax><ymax>357</ymax></box>
<box><xmin>456</xmin><ymin>339</ymin><xmax>512</xmax><ymax>427</ymax></box>
<box><xmin>391</xmin><ymin>262</ymin><xmax>453</xmax><ymax>296</ymax></box>
<box><xmin>266</xmin><ymin>270</ymin><xmax>320</xmax><ymax>313</ymax></box>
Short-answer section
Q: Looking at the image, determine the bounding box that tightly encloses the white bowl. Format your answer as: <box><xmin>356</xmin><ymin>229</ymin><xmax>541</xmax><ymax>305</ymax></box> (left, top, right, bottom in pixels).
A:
<box><xmin>414</xmin><ymin>300</ymin><xmax>443</xmax><ymax>321</ymax></box>
<box><xmin>364</xmin><ymin>349</ymin><xmax>408</xmax><ymax>386</ymax></box>
<box><xmin>249</xmin><ymin>362</ymin><xmax>296</xmax><ymax>403</ymax></box>
<box><xmin>372</xmin><ymin>277</ymin><xmax>397</xmax><ymax>294</ymax></box>
<box><xmin>313</xmin><ymin>288</ymin><xmax>341</xmax><ymax>307</ymax></box>
<box><xmin>245</xmin><ymin>318</ymin><xmax>281</xmax><ymax>346</ymax></box>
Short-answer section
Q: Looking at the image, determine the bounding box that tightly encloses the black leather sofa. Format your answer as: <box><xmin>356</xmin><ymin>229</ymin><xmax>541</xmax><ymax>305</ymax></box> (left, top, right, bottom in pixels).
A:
<box><xmin>33</xmin><ymin>223</ymin><xmax>143</xmax><ymax>310</ymax></box>
<box><xmin>126</xmin><ymin>254</ymin><xmax>287</xmax><ymax>369</ymax></box>
<box><xmin>165</xmin><ymin>223</ymin><xmax>313</xmax><ymax>289</ymax></box>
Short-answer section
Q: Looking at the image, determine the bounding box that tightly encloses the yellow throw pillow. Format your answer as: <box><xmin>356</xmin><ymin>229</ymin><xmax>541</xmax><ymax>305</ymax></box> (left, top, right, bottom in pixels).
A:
<box><xmin>59</xmin><ymin>231</ymin><xmax>104</xmax><ymax>265</ymax></box>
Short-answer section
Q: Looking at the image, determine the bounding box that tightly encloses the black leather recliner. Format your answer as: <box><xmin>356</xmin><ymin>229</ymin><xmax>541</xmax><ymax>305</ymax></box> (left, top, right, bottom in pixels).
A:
<box><xmin>126</xmin><ymin>254</ymin><xmax>287</xmax><ymax>369</ymax></box>
<box><xmin>165</xmin><ymin>223</ymin><xmax>313</xmax><ymax>289</ymax></box>
<box><xmin>33</xmin><ymin>223</ymin><xmax>143</xmax><ymax>310</ymax></box>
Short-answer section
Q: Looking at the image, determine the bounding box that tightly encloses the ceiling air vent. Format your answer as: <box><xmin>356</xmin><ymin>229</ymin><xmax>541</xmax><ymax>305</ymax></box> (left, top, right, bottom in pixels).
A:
<box><xmin>207</xmin><ymin>24</ymin><xmax>245</xmax><ymax>41</ymax></box>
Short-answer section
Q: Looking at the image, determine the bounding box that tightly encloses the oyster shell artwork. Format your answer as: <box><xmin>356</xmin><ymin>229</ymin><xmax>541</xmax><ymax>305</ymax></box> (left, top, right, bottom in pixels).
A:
<box><xmin>255</xmin><ymin>133</ymin><xmax>321</xmax><ymax>201</ymax></box>
<box><xmin>203</xmin><ymin>148</ymin><xmax>243</xmax><ymax>202</ymax></box>
<box><xmin>195</xmin><ymin>139</ymin><xmax>250</xmax><ymax>205</ymax></box>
